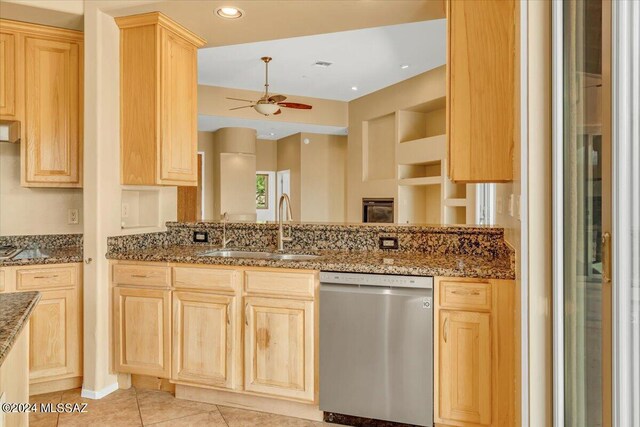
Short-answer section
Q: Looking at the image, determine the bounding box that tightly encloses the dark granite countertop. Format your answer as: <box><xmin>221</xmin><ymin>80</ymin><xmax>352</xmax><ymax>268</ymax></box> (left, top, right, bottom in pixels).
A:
<box><xmin>106</xmin><ymin>245</ymin><xmax>515</xmax><ymax>280</ymax></box>
<box><xmin>0</xmin><ymin>246</ymin><xmax>83</xmax><ymax>267</ymax></box>
<box><xmin>0</xmin><ymin>291</ymin><xmax>41</xmax><ymax>366</ymax></box>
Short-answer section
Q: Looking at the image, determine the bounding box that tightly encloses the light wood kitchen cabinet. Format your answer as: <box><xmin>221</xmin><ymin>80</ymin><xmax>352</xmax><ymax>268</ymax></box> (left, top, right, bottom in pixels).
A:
<box><xmin>113</xmin><ymin>286</ymin><xmax>171</xmax><ymax>378</ymax></box>
<box><xmin>173</xmin><ymin>291</ymin><xmax>238</xmax><ymax>389</ymax></box>
<box><xmin>438</xmin><ymin>310</ymin><xmax>492</xmax><ymax>425</ymax></box>
<box><xmin>0</xmin><ymin>263</ymin><xmax>83</xmax><ymax>395</ymax></box>
<box><xmin>115</xmin><ymin>12</ymin><xmax>205</xmax><ymax>186</ymax></box>
<box><xmin>446</xmin><ymin>0</ymin><xmax>517</xmax><ymax>183</ymax></box>
<box><xmin>243</xmin><ymin>296</ymin><xmax>315</xmax><ymax>402</ymax></box>
<box><xmin>0</xmin><ymin>31</ymin><xmax>17</xmax><ymax>117</ymax></box>
<box><xmin>28</xmin><ymin>288</ymin><xmax>81</xmax><ymax>382</ymax></box>
<box><xmin>110</xmin><ymin>262</ymin><xmax>319</xmax><ymax>408</ymax></box>
<box><xmin>0</xmin><ymin>19</ymin><xmax>83</xmax><ymax>187</ymax></box>
<box><xmin>434</xmin><ymin>277</ymin><xmax>518</xmax><ymax>427</ymax></box>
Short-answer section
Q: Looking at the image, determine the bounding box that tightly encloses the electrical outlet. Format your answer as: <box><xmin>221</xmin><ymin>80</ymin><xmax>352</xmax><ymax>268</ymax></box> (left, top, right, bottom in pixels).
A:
<box><xmin>379</xmin><ymin>236</ymin><xmax>399</xmax><ymax>250</ymax></box>
<box><xmin>193</xmin><ymin>231</ymin><xmax>208</xmax><ymax>243</ymax></box>
<box><xmin>121</xmin><ymin>203</ymin><xmax>130</xmax><ymax>218</ymax></box>
<box><xmin>68</xmin><ymin>209</ymin><xmax>79</xmax><ymax>225</ymax></box>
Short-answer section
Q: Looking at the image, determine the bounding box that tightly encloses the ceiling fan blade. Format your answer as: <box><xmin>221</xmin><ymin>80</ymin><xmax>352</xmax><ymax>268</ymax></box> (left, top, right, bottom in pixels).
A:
<box><xmin>226</xmin><ymin>97</ymin><xmax>254</xmax><ymax>103</ymax></box>
<box><xmin>268</xmin><ymin>94</ymin><xmax>287</xmax><ymax>103</ymax></box>
<box><xmin>273</xmin><ymin>109</ymin><xmax>282</xmax><ymax>115</ymax></box>
<box><xmin>278</xmin><ymin>102</ymin><xmax>313</xmax><ymax>110</ymax></box>
<box><xmin>229</xmin><ymin>105</ymin><xmax>254</xmax><ymax>110</ymax></box>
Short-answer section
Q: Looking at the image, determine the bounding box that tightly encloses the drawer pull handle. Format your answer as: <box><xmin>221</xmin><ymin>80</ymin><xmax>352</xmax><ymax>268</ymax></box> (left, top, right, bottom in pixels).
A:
<box><xmin>34</xmin><ymin>274</ymin><xmax>58</xmax><ymax>279</ymax></box>
<box><xmin>443</xmin><ymin>316</ymin><xmax>449</xmax><ymax>343</ymax></box>
<box><xmin>451</xmin><ymin>289</ymin><xmax>481</xmax><ymax>296</ymax></box>
<box><xmin>131</xmin><ymin>274</ymin><xmax>149</xmax><ymax>278</ymax></box>
<box><xmin>245</xmin><ymin>303</ymin><xmax>249</xmax><ymax>325</ymax></box>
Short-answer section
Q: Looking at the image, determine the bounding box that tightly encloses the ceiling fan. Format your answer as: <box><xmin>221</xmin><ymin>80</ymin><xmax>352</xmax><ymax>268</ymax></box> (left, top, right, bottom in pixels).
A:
<box><xmin>227</xmin><ymin>57</ymin><xmax>313</xmax><ymax>116</ymax></box>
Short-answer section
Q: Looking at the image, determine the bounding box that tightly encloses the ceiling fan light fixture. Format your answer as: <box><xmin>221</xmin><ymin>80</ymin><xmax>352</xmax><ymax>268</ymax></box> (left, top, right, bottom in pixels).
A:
<box><xmin>216</xmin><ymin>6</ymin><xmax>243</xmax><ymax>19</ymax></box>
<box><xmin>254</xmin><ymin>103</ymin><xmax>280</xmax><ymax>116</ymax></box>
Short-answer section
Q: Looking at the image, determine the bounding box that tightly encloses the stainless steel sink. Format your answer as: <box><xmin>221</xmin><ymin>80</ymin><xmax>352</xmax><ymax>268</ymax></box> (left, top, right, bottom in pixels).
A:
<box><xmin>12</xmin><ymin>248</ymin><xmax>50</xmax><ymax>260</ymax></box>
<box><xmin>198</xmin><ymin>249</ymin><xmax>319</xmax><ymax>261</ymax></box>
<box><xmin>198</xmin><ymin>249</ymin><xmax>272</xmax><ymax>259</ymax></box>
<box><xmin>269</xmin><ymin>253</ymin><xmax>320</xmax><ymax>261</ymax></box>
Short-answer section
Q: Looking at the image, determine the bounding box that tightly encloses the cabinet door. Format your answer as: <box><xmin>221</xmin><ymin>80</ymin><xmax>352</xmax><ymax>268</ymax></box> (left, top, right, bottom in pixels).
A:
<box><xmin>29</xmin><ymin>288</ymin><xmax>81</xmax><ymax>382</ymax></box>
<box><xmin>172</xmin><ymin>291</ymin><xmax>237</xmax><ymax>389</ymax></box>
<box><xmin>113</xmin><ymin>287</ymin><xmax>171</xmax><ymax>378</ymax></box>
<box><xmin>159</xmin><ymin>28</ymin><xmax>197</xmax><ymax>185</ymax></box>
<box><xmin>0</xmin><ymin>31</ymin><xmax>16</xmax><ymax>117</ymax></box>
<box><xmin>447</xmin><ymin>0</ymin><xmax>515</xmax><ymax>183</ymax></box>
<box><xmin>244</xmin><ymin>296</ymin><xmax>314</xmax><ymax>401</ymax></box>
<box><xmin>24</xmin><ymin>36</ymin><xmax>82</xmax><ymax>187</ymax></box>
<box><xmin>439</xmin><ymin>310</ymin><xmax>492</xmax><ymax>425</ymax></box>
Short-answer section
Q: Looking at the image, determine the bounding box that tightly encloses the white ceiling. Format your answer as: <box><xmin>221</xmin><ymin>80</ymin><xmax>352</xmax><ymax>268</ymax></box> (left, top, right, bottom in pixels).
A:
<box><xmin>198</xmin><ymin>19</ymin><xmax>446</xmax><ymax>102</ymax></box>
<box><xmin>198</xmin><ymin>115</ymin><xmax>348</xmax><ymax>140</ymax></box>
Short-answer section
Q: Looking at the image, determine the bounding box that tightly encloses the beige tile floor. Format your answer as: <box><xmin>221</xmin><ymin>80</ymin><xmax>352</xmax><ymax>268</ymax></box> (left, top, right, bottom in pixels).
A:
<box><xmin>29</xmin><ymin>387</ymin><xmax>340</xmax><ymax>427</ymax></box>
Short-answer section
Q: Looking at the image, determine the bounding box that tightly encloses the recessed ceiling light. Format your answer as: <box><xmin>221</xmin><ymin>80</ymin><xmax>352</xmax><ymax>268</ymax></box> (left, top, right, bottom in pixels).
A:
<box><xmin>215</xmin><ymin>6</ymin><xmax>243</xmax><ymax>19</ymax></box>
<box><xmin>351</xmin><ymin>86</ymin><xmax>358</xmax><ymax>91</ymax></box>
<box><xmin>269</xmin><ymin>132</ymin><xmax>275</xmax><ymax>136</ymax></box>
<box><xmin>401</xmin><ymin>64</ymin><xmax>410</xmax><ymax>69</ymax></box>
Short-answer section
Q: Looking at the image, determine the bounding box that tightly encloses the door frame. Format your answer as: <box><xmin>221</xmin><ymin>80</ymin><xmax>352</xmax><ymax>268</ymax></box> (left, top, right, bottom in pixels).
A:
<box><xmin>611</xmin><ymin>0</ymin><xmax>639</xmax><ymax>425</ymax></box>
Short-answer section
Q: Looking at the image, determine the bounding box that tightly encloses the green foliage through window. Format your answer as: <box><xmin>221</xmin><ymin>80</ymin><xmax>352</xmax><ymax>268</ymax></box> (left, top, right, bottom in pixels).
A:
<box><xmin>256</xmin><ymin>174</ymin><xmax>268</xmax><ymax>209</ymax></box>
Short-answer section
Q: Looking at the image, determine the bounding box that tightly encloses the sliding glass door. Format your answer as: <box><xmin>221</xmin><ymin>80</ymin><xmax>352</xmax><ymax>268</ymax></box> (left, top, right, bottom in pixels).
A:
<box><xmin>555</xmin><ymin>1</ymin><xmax>612</xmax><ymax>426</ymax></box>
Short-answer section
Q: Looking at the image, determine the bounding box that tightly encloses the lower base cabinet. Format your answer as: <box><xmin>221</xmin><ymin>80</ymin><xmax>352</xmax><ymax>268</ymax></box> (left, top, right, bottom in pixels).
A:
<box><xmin>434</xmin><ymin>277</ymin><xmax>518</xmax><ymax>427</ymax></box>
<box><xmin>113</xmin><ymin>286</ymin><xmax>171</xmax><ymax>378</ymax></box>
<box><xmin>111</xmin><ymin>262</ymin><xmax>318</xmax><ymax>404</ymax></box>
<box><xmin>243</xmin><ymin>296</ymin><xmax>315</xmax><ymax>401</ymax></box>
<box><xmin>172</xmin><ymin>290</ymin><xmax>237</xmax><ymax>389</ymax></box>
<box><xmin>29</xmin><ymin>288</ymin><xmax>81</xmax><ymax>382</ymax></box>
<box><xmin>0</xmin><ymin>263</ymin><xmax>83</xmax><ymax>395</ymax></box>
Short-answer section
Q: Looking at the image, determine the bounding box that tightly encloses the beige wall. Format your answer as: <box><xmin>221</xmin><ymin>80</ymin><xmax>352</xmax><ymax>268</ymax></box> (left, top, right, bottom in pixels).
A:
<box><xmin>0</xmin><ymin>143</ymin><xmax>83</xmax><ymax>235</ymax></box>
<box><xmin>82</xmin><ymin>2</ymin><xmax>178</xmax><ymax>396</ymax></box>
<box><xmin>199</xmin><ymin>128</ymin><xmax>257</xmax><ymax>221</ymax></box>
<box><xmin>346</xmin><ymin>66</ymin><xmax>446</xmax><ymax>222</ymax></box>
<box><xmin>276</xmin><ymin>134</ymin><xmax>302</xmax><ymax>220</ymax></box>
<box><xmin>198</xmin><ymin>85</ymin><xmax>348</xmax><ymax>128</ymax></box>
<box><xmin>300</xmin><ymin>133</ymin><xmax>347</xmax><ymax>222</ymax></box>
<box><xmin>197</xmin><ymin>131</ymin><xmax>215</xmax><ymax>220</ymax></box>
<box><xmin>0</xmin><ymin>0</ymin><xmax>84</xmax><ymax>29</ymax></box>
<box><xmin>256</xmin><ymin>139</ymin><xmax>277</xmax><ymax>171</ymax></box>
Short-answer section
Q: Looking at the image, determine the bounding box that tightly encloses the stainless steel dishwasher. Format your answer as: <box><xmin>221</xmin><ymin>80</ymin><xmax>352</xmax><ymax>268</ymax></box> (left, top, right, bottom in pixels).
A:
<box><xmin>319</xmin><ymin>271</ymin><xmax>433</xmax><ymax>426</ymax></box>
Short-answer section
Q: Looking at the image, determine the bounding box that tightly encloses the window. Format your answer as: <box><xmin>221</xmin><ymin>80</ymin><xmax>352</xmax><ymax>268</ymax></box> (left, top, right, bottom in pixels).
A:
<box><xmin>256</xmin><ymin>174</ymin><xmax>269</xmax><ymax>209</ymax></box>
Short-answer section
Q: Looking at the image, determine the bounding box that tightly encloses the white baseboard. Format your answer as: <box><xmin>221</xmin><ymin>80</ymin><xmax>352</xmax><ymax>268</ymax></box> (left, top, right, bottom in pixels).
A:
<box><xmin>80</xmin><ymin>382</ymin><xmax>119</xmax><ymax>400</ymax></box>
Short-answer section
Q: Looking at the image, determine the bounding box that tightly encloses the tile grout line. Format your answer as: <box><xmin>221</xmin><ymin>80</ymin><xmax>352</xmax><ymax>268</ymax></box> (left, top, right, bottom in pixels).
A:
<box><xmin>133</xmin><ymin>387</ymin><xmax>145</xmax><ymax>426</ymax></box>
<box><xmin>217</xmin><ymin>405</ymin><xmax>232</xmax><ymax>427</ymax></box>
<box><xmin>56</xmin><ymin>390</ymin><xmax>64</xmax><ymax>427</ymax></box>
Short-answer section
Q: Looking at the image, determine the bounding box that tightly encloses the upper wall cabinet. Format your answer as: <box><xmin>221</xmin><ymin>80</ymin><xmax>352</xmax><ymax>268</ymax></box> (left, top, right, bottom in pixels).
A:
<box><xmin>116</xmin><ymin>13</ymin><xmax>206</xmax><ymax>186</ymax></box>
<box><xmin>0</xmin><ymin>20</ymin><xmax>83</xmax><ymax>188</ymax></box>
<box><xmin>446</xmin><ymin>0</ymin><xmax>517</xmax><ymax>183</ymax></box>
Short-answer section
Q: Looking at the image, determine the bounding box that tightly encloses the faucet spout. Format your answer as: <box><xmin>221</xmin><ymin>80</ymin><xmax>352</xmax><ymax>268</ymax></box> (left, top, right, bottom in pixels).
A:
<box><xmin>221</xmin><ymin>212</ymin><xmax>232</xmax><ymax>249</ymax></box>
<box><xmin>277</xmin><ymin>194</ymin><xmax>294</xmax><ymax>251</ymax></box>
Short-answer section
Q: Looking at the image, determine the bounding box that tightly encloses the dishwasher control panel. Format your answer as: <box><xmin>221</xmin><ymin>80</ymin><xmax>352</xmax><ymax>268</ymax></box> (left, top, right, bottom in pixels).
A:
<box><xmin>320</xmin><ymin>271</ymin><xmax>433</xmax><ymax>289</ymax></box>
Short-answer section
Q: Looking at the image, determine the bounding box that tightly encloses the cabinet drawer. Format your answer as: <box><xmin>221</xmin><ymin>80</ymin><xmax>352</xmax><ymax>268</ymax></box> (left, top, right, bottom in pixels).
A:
<box><xmin>173</xmin><ymin>267</ymin><xmax>237</xmax><ymax>292</ymax></box>
<box><xmin>112</xmin><ymin>264</ymin><xmax>170</xmax><ymax>288</ymax></box>
<box><xmin>439</xmin><ymin>281</ymin><xmax>492</xmax><ymax>311</ymax></box>
<box><xmin>16</xmin><ymin>266</ymin><xmax>77</xmax><ymax>290</ymax></box>
<box><xmin>244</xmin><ymin>271</ymin><xmax>315</xmax><ymax>299</ymax></box>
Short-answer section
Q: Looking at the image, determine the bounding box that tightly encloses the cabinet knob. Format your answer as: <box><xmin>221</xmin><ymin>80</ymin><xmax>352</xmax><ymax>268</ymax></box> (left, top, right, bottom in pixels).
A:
<box><xmin>85</xmin><ymin>258</ymin><xmax>93</xmax><ymax>264</ymax></box>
